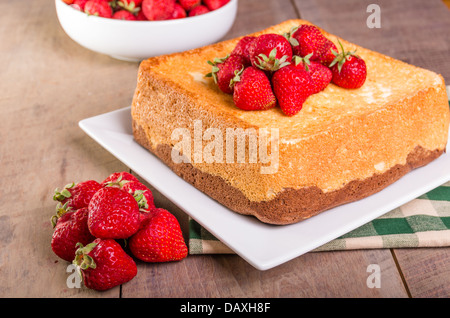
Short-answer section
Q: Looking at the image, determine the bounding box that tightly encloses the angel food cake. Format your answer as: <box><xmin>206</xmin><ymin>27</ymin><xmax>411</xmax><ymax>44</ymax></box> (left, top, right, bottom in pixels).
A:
<box><xmin>131</xmin><ymin>19</ymin><xmax>449</xmax><ymax>225</ymax></box>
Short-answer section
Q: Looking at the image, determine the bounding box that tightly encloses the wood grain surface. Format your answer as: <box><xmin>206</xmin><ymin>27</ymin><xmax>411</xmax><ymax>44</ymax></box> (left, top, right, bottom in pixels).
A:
<box><xmin>0</xmin><ymin>0</ymin><xmax>449</xmax><ymax>298</ymax></box>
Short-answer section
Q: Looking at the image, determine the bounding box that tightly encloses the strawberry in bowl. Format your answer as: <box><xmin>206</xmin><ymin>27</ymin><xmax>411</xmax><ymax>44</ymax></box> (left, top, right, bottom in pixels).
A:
<box><xmin>55</xmin><ymin>0</ymin><xmax>237</xmax><ymax>61</ymax></box>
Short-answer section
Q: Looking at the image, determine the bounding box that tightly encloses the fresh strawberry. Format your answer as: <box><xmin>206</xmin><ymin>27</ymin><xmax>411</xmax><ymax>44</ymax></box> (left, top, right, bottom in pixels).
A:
<box><xmin>73</xmin><ymin>238</ymin><xmax>137</xmax><ymax>291</ymax></box>
<box><xmin>70</xmin><ymin>3</ymin><xmax>82</xmax><ymax>10</ymax></box>
<box><xmin>88</xmin><ymin>187</ymin><xmax>141</xmax><ymax>239</ymax></box>
<box><xmin>141</xmin><ymin>0</ymin><xmax>175</xmax><ymax>20</ymax></box>
<box><xmin>232</xmin><ymin>66</ymin><xmax>277</xmax><ymax>111</ymax></box>
<box><xmin>171</xmin><ymin>3</ymin><xmax>187</xmax><ymax>19</ymax></box>
<box><xmin>102</xmin><ymin>171</ymin><xmax>155</xmax><ymax>212</ymax></box>
<box><xmin>318</xmin><ymin>39</ymin><xmax>338</xmax><ymax>67</ymax></box>
<box><xmin>293</xmin><ymin>55</ymin><xmax>332</xmax><ymax>94</ymax></box>
<box><xmin>135</xmin><ymin>9</ymin><xmax>147</xmax><ymax>20</ymax></box>
<box><xmin>308</xmin><ymin>62</ymin><xmax>332</xmax><ymax>94</ymax></box>
<box><xmin>115</xmin><ymin>0</ymin><xmax>142</xmax><ymax>14</ymax></box>
<box><xmin>206</xmin><ymin>54</ymin><xmax>246</xmax><ymax>94</ymax></box>
<box><xmin>117</xmin><ymin>0</ymin><xmax>143</xmax><ymax>9</ymax></box>
<box><xmin>73</xmin><ymin>0</ymin><xmax>89</xmax><ymax>10</ymax></box>
<box><xmin>84</xmin><ymin>0</ymin><xmax>113</xmax><ymax>18</ymax></box>
<box><xmin>121</xmin><ymin>181</ymin><xmax>156</xmax><ymax>212</ymax></box>
<box><xmin>272</xmin><ymin>64</ymin><xmax>313</xmax><ymax>116</ymax></box>
<box><xmin>53</xmin><ymin>180</ymin><xmax>102</xmax><ymax>210</ymax></box>
<box><xmin>178</xmin><ymin>0</ymin><xmax>200</xmax><ymax>11</ymax></box>
<box><xmin>188</xmin><ymin>4</ymin><xmax>209</xmax><ymax>16</ymax></box>
<box><xmin>230</xmin><ymin>36</ymin><xmax>256</xmax><ymax>66</ymax></box>
<box><xmin>329</xmin><ymin>41</ymin><xmax>367</xmax><ymax>89</ymax></box>
<box><xmin>288</xmin><ymin>24</ymin><xmax>328</xmax><ymax>61</ymax></box>
<box><xmin>203</xmin><ymin>0</ymin><xmax>230</xmax><ymax>11</ymax></box>
<box><xmin>101</xmin><ymin>171</ymin><xmax>140</xmax><ymax>187</ymax></box>
<box><xmin>128</xmin><ymin>208</ymin><xmax>188</xmax><ymax>262</ymax></box>
<box><xmin>63</xmin><ymin>0</ymin><xmax>75</xmax><ymax>4</ymax></box>
<box><xmin>112</xmin><ymin>9</ymin><xmax>137</xmax><ymax>20</ymax></box>
<box><xmin>249</xmin><ymin>33</ymin><xmax>292</xmax><ymax>72</ymax></box>
<box><xmin>51</xmin><ymin>204</ymin><xmax>96</xmax><ymax>262</ymax></box>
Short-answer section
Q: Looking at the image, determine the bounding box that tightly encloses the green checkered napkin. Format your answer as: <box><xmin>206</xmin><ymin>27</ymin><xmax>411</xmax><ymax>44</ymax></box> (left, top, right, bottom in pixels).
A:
<box><xmin>188</xmin><ymin>86</ymin><xmax>450</xmax><ymax>254</ymax></box>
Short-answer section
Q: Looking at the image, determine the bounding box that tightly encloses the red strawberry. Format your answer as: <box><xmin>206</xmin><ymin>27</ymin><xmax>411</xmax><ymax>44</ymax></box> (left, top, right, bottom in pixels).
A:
<box><xmin>51</xmin><ymin>205</ymin><xmax>96</xmax><ymax>262</ymax></box>
<box><xmin>178</xmin><ymin>0</ymin><xmax>200</xmax><ymax>11</ymax></box>
<box><xmin>121</xmin><ymin>181</ymin><xmax>156</xmax><ymax>212</ymax></box>
<box><xmin>206</xmin><ymin>54</ymin><xmax>246</xmax><ymax>94</ymax></box>
<box><xmin>88</xmin><ymin>187</ymin><xmax>141</xmax><ymax>239</ymax></box>
<box><xmin>141</xmin><ymin>0</ymin><xmax>175</xmax><ymax>20</ymax></box>
<box><xmin>63</xmin><ymin>0</ymin><xmax>74</xmax><ymax>4</ymax></box>
<box><xmin>329</xmin><ymin>41</ymin><xmax>367</xmax><ymax>89</ymax></box>
<box><xmin>188</xmin><ymin>5</ymin><xmax>209</xmax><ymax>16</ymax></box>
<box><xmin>171</xmin><ymin>3</ymin><xmax>187</xmax><ymax>19</ymax></box>
<box><xmin>308</xmin><ymin>62</ymin><xmax>332</xmax><ymax>94</ymax></box>
<box><xmin>53</xmin><ymin>180</ymin><xmax>102</xmax><ymax>210</ymax></box>
<box><xmin>135</xmin><ymin>9</ymin><xmax>148</xmax><ymax>20</ymax></box>
<box><xmin>73</xmin><ymin>0</ymin><xmax>88</xmax><ymax>10</ymax></box>
<box><xmin>84</xmin><ymin>0</ymin><xmax>113</xmax><ymax>18</ymax></box>
<box><xmin>116</xmin><ymin>0</ymin><xmax>142</xmax><ymax>14</ymax></box>
<box><xmin>118</xmin><ymin>0</ymin><xmax>143</xmax><ymax>9</ymax></box>
<box><xmin>203</xmin><ymin>0</ymin><xmax>230</xmax><ymax>11</ymax></box>
<box><xmin>73</xmin><ymin>238</ymin><xmax>137</xmax><ymax>291</ymax></box>
<box><xmin>249</xmin><ymin>33</ymin><xmax>292</xmax><ymax>72</ymax></box>
<box><xmin>293</xmin><ymin>55</ymin><xmax>332</xmax><ymax>94</ymax></box>
<box><xmin>101</xmin><ymin>171</ymin><xmax>140</xmax><ymax>187</ymax></box>
<box><xmin>318</xmin><ymin>39</ymin><xmax>338</xmax><ymax>67</ymax></box>
<box><xmin>288</xmin><ymin>24</ymin><xmax>328</xmax><ymax>61</ymax></box>
<box><xmin>128</xmin><ymin>208</ymin><xmax>188</xmax><ymax>262</ymax></box>
<box><xmin>272</xmin><ymin>64</ymin><xmax>313</xmax><ymax>116</ymax></box>
<box><xmin>232</xmin><ymin>66</ymin><xmax>277</xmax><ymax>111</ymax></box>
<box><xmin>230</xmin><ymin>36</ymin><xmax>256</xmax><ymax>66</ymax></box>
<box><xmin>112</xmin><ymin>9</ymin><xmax>137</xmax><ymax>20</ymax></box>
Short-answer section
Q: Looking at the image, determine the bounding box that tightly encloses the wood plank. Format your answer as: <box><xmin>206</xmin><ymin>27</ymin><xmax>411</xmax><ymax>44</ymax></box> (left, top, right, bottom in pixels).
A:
<box><xmin>122</xmin><ymin>247</ymin><xmax>408</xmax><ymax>298</ymax></box>
<box><xmin>294</xmin><ymin>0</ymin><xmax>450</xmax><ymax>298</ymax></box>
<box><xmin>293</xmin><ymin>0</ymin><xmax>450</xmax><ymax>82</ymax></box>
<box><xmin>393</xmin><ymin>248</ymin><xmax>450</xmax><ymax>297</ymax></box>
<box><xmin>125</xmin><ymin>175</ymin><xmax>408</xmax><ymax>297</ymax></box>
<box><xmin>1</xmin><ymin>0</ymin><xmax>444</xmax><ymax>298</ymax></box>
<box><xmin>0</xmin><ymin>0</ymin><xmax>136</xmax><ymax>297</ymax></box>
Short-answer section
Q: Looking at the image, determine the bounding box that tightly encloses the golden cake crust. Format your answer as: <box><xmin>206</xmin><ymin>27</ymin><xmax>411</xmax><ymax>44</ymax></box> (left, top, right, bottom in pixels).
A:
<box><xmin>131</xmin><ymin>19</ymin><xmax>450</xmax><ymax>225</ymax></box>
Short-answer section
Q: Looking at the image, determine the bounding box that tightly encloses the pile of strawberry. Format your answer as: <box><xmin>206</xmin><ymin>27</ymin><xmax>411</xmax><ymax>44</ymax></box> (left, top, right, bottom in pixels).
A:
<box><xmin>50</xmin><ymin>171</ymin><xmax>188</xmax><ymax>291</ymax></box>
<box><xmin>206</xmin><ymin>24</ymin><xmax>367</xmax><ymax>116</ymax></box>
<box><xmin>63</xmin><ymin>0</ymin><xmax>230</xmax><ymax>20</ymax></box>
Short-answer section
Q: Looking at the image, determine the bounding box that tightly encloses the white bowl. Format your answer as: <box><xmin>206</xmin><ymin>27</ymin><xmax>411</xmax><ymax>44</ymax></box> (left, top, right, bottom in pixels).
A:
<box><xmin>55</xmin><ymin>0</ymin><xmax>238</xmax><ymax>62</ymax></box>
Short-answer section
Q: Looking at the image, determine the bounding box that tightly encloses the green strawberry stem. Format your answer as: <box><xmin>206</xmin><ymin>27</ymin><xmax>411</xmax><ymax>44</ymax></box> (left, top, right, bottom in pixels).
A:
<box><xmin>50</xmin><ymin>202</ymin><xmax>71</xmax><ymax>228</ymax></box>
<box><xmin>328</xmin><ymin>39</ymin><xmax>359</xmax><ymax>73</ymax></box>
<box><xmin>283</xmin><ymin>26</ymin><xmax>300</xmax><ymax>47</ymax></box>
<box><xmin>254</xmin><ymin>48</ymin><xmax>291</xmax><ymax>72</ymax></box>
<box><xmin>104</xmin><ymin>175</ymin><xmax>131</xmax><ymax>188</ymax></box>
<box><xmin>205</xmin><ymin>55</ymin><xmax>229</xmax><ymax>83</ymax></box>
<box><xmin>53</xmin><ymin>182</ymin><xmax>74</xmax><ymax>202</ymax></box>
<box><xmin>73</xmin><ymin>242</ymin><xmax>97</xmax><ymax>270</ymax></box>
<box><xmin>116</xmin><ymin>0</ymin><xmax>141</xmax><ymax>14</ymax></box>
<box><xmin>229</xmin><ymin>66</ymin><xmax>245</xmax><ymax>88</ymax></box>
<box><xmin>132</xmin><ymin>190</ymin><xmax>149</xmax><ymax>212</ymax></box>
<box><xmin>293</xmin><ymin>53</ymin><xmax>313</xmax><ymax>71</ymax></box>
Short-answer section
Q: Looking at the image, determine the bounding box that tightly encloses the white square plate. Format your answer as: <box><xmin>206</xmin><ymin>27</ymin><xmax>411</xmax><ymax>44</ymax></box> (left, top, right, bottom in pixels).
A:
<box><xmin>79</xmin><ymin>107</ymin><xmax>450</xmax><ymax>270</ymax></box>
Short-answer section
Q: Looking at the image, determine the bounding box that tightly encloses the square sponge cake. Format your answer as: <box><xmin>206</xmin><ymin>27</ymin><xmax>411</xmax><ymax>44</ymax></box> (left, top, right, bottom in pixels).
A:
<box><xmin>131</xmin><ymin>19</ymin><xmax>449</xmax><ymax>225</ymax></box>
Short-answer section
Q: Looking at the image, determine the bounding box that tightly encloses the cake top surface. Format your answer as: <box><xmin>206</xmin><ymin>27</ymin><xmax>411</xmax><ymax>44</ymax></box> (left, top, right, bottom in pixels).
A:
<box><xmin>139</xmin><ymin>19</ymin><xmax>444</xmax><ymax>141</ymax></box>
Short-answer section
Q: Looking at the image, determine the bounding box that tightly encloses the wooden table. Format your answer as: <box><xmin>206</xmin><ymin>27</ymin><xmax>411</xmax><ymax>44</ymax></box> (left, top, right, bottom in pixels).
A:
<box><xmin>1</xmin><ymin>0</ymin><xmax>450</xmax><ymax>299</ymax></box>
